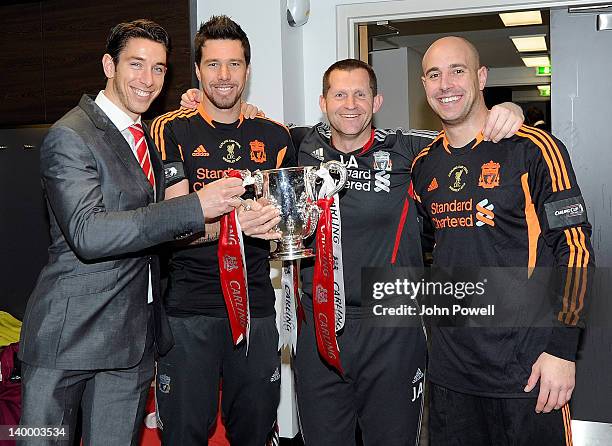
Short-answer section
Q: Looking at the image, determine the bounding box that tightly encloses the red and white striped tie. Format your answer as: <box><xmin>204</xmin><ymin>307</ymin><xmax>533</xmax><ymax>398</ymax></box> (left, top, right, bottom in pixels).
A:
<box><xmin>128</xmin><ymin>123</ymin><xmax>155</xmax><ymax>189</ymax></box>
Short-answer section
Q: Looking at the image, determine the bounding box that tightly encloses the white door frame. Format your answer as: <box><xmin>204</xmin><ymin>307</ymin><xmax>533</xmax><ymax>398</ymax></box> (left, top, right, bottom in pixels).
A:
<box><xmin>336</xmin><ymin>0</ymin><xmax>602</xmax><ymax>59</ymax></box>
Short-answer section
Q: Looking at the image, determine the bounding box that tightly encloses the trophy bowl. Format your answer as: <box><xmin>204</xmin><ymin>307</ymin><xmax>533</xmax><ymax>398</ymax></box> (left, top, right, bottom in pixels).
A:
<box><xmin>250</xmin><ymin>161</ymin><xmax>347</xmax><ymax>260</ymax></box>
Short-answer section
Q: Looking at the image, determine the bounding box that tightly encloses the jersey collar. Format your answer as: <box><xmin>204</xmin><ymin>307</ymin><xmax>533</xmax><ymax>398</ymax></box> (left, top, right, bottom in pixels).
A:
<box><xmin>198</xmin><ymin>102</ymin><xmax>244</xmax><ymax>128</ymax></box>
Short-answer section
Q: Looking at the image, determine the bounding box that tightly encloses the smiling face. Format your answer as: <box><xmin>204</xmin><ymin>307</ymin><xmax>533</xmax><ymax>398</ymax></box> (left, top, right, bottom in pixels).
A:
<box><xmin>196</xmin><ymin>39</ymin><xmax>249</xmax><ymax>115</ymax></box>
<box><xmin>102</xmin><ymin>37</ymin><xmax>167</xmax><ymax>120</ymax></box>
<box><xmin>421</xmin><ymin>37</ymin><xmax>487</xmax><ymax>127</ymax></box>
<box><xmin>319</xmin><ymin>68</ymin><xmax>382</xmax><ymax>150</ymax></box>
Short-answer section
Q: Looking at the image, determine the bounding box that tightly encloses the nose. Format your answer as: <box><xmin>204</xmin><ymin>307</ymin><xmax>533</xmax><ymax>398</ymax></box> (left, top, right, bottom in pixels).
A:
<box><xmin>140</xmin><ymin>66</ymin><xmax>154</xmax><ymax>87</ymax></box>
<box><xmin>218</xmin><ymin>63</ymin><xmax>230</xmax><ymax>81</ymax></box>
<box><xmin>439</xmin><ymin>72</ymin><xmax>451</xmax><ymax>91</ymax></box>
<box><xmin>345</xmin><ymin>94</ymin><xmax>356</xmax><ymax>109</ymax></box>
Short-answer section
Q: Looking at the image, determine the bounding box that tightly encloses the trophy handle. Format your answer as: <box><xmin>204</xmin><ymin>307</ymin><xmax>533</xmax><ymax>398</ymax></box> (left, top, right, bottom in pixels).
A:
<box><xmin>320</xmin><ymin>160</ymin><xmax>348</xmax><ymax>198</ymax></box>
<box><xmin>304</xmin><ymin>201</ymin><xmax>321</xmax><ymax>238</ymax></box>
<box><xmin>252</xmin><ymin>170</ymin><xmax>264</xmax><ymax>198</ymax></box>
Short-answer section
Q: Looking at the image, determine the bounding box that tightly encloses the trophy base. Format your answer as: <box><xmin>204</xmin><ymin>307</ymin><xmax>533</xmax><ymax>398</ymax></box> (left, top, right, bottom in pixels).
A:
<box><xmin>270</xmin><ymin>247</ymin><xmax>314</xmax><ymax>261</ymax></box>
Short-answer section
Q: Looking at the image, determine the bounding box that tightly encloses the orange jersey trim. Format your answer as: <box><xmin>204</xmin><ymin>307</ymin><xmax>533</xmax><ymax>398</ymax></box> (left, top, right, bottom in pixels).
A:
<box><xmin>151</xmin><ymin>109</ymin><xmax>199</xmax><ymax>160</ymax></box>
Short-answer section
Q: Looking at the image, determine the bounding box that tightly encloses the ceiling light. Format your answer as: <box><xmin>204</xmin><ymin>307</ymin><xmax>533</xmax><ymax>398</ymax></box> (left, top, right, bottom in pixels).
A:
<box><xmin>510</xmin><ymin>35</ymin><xmax>547</xmax><ymax>52</ymax></box>
<box><xmin>499</xmin><ymin>11</ymin><xmax>543</xmax><ymax>27</ymax></box>
<box><xmin>522</xmin><ymin>55</ymin><xmax>550</xmax><ymax>67</ymax></box>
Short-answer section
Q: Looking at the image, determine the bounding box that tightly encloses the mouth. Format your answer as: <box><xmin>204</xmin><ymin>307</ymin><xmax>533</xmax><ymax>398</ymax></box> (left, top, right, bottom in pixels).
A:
<box><xmin>131</xmin><ymin>87</ymin><xmax>153</xmax><ymax>98</ymax></box>
<box><xmin>339</xmin><ymin>113</ymin><xmax>362</xmax><ymax>119</ymax></box>
<box><xmin>438</xmin><ymin>95</ymin><xmax>462</xmax><ymax>104</ymax></box>
<box><xmin>213</xmin><ymin>84</ymin><xmax>236</xmax><ymax>94</ymax></box>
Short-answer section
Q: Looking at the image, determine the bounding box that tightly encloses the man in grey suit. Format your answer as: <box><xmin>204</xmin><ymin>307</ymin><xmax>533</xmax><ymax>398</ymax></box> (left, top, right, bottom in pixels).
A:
<box><xmin>17</xmin><ymin>19</ymin><xmax>245</xmax><ymax>445</ymax></box>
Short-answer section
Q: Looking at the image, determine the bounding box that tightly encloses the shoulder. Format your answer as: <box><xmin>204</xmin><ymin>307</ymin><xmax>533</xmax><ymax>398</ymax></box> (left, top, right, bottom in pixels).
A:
<box><xmin>376</xmin><ymin>127</ymin><xmax>439</xmax><ymax>142</ymax></box>
<box><xmin>151</xmin><ymin>108</ymin><xmax>200</xmax><ymax>134</ymax></box>
<box><xmin>250</xmin><ymin>115</ymin><xmax>291</xmax><ymax>136</ymax></box>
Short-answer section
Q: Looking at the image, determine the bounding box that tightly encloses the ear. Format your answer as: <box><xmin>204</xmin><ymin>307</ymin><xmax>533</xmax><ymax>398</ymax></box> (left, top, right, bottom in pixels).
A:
<box><xmin>421</xmin><ymin>75</ymin><xmax>426</xmax><ymax>89</ymax></box>
<box><xmin>246</xmin><ymin>64</ymin><xmax>251</xmax><ymax>80</ymax></box>
<box><xmin>102</xmin><ymin>54</ymin><xmax>116</xmax><ymax>79</ymax></box>
<box><xmin>195</xmin><ymin>62</ymin><xmax>202</xmax><ymax>83</ymax></box>
<box><xmin>319</xmin><ymin>95</ymin><xmax>327</xmax><ymax>114</ymax></box>
<box><xmin>477</xmin><ymin>66</ymin><xmax>488</xmax><ymax>91</ymax></box>
<box><xmin>372</xmin><ymin>94</ymin><xmax>383</xmax><ymax>114</ymax></box>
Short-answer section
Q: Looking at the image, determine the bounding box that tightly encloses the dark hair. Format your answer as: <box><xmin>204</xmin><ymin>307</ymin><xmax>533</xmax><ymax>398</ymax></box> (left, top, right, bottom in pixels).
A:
<box><xmin>106</xmin><ymin>19</ymin><xmax>170</xmax><ymax>64</ymax></box>
<box><xmin>194</xmin><ymin>15</ymin><xmax>251</xmax><ymax>66</ymax></box>
<box><xmin>322</xmin><ymin>59</ymin><xmax>378</xmax><ymax>96</ymax></box>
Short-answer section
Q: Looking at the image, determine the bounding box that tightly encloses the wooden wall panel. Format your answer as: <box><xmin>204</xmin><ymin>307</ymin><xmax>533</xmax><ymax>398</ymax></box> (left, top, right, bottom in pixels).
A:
<box><xmin>0</xmin><ymin>0</ymin><xmax>193</xmax><ymax>125</ymax></box>
<box><xmin>0</xmin><ymin>2</ymin><xmax>45</xmax><ymax>125</ymax></box>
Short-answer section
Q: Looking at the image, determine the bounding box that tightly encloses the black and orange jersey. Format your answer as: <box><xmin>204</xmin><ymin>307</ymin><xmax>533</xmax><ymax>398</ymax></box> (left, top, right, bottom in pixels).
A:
<box><xmin>294</xmin><ymin>123</ymin><xmax>437</xmax><ymax>315</ymax></box>
<box><xmin>151</xmin><ymin>104</ymin><xmax>296</xmax><ymax>318</ymax></box>
<box><xmin>411</xmin><ymin>125</ymin><xmax>594</xmax><ymax>397</ymax></box>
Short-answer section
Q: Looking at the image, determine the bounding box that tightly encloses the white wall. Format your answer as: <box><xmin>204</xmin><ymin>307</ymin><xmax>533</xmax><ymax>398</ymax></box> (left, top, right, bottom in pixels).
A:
<box><xmin>370</xmin><ymin>48</ymin><xmax>409</xmax><ymax>129</ymax></box>
<box><xmin>196</xmin><ymin>0</ymin><xmax>304</xmax><ymax>123</ymax></box>
<box><xmin>551</xmin><ymin>9</ymin><xmax>612</xmax><ymax>267</ymax></box>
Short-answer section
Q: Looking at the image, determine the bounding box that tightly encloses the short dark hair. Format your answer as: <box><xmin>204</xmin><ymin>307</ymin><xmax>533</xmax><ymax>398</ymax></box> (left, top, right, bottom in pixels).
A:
<box><xmin>322</xmin><ymin>59</ymin><xmax>378</xmax><ymax>96</ymax></box>
<box><xmin>106</xmin><ymin>19</ymin><xmax>170</xmax><ymax>65</ymax></box>
<box><xmin>194</xmin><ymin>15</ymin><xmax>251</xmax><ymax>66</ymax></box>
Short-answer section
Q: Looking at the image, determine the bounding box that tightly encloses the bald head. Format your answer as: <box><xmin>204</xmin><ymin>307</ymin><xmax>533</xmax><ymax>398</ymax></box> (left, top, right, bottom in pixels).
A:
<box><xmin>420</xmin><ymin>36</ymin><xmax>488</xmax><ymax>129</ymax></box>
<box><xmin>422</xmin><ymin>36</ymin><xmax>481</xmax><ymax>75</ymax></box>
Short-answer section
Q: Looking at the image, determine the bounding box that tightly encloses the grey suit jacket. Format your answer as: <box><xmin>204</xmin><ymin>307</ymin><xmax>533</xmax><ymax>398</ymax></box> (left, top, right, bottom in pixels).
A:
<box><xmin>19</xmin><ymin>95</ymin><xmax>205</xmax><ymax>370</ymax></box>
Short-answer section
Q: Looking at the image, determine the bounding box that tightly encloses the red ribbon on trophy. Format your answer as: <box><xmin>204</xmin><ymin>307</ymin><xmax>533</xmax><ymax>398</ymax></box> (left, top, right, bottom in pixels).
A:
<box><xmin>218</xmin><ymin>170</ymin><xmax>250</xmax><ymax>347</ymax></box>
<box><xmin>312</xmin><ymin>196</ymin><xmax>343</xmax><ymax>374</ymax></box>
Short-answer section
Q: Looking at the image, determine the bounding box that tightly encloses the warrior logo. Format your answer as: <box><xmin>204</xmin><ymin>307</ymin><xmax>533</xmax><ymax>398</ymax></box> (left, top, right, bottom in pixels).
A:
<box><xmin>223</xmin><ymin>255</ymin><xmax>239</xmax><ymax>272</ymax></box>
<box><xmin>158</xmin><ymin>374</ymin><xmax>171</xmax><ymax>394</ymax></box>
<box><xmin>373</xmin><ymin>150</ymin><xmax>393</xmax><ymax>172</ymax></box>
<box><xmin>315</xmin><ymin>285</ymin><xmax>328</xmax><ymax>304</ymax></box>
<box><xmin>249</xmin><ymin>140</ymin><xmax>267</xmax><ymax>163</ymax></box>
<box><xmin>221</xmin><ymin>139</ymin><xmax>242</xmax><ymax>163</ymax></box>
<box><xmin>478</xmin><ymin>160</ymin><xmax>500</xmax><ymax>189</ymax></box>
<box><xmin>448</xmin><ymin>165</ymin><xmax>468</xmax><ymax>192</ymax></box>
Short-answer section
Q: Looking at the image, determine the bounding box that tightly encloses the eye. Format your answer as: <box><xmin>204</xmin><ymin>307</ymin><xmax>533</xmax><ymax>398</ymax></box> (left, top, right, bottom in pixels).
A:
<box><xmin>130</xmin><ymin>62</ymin><xmax>143</xmax><ymax>69</ymax></box>
<box><xmin>454</xmin><ymin>68</ymin><xmax>465</xmax><ymax>74</ymax></box>
<box><xmin>153</xmin><ymin>66</ymin><xmax>166</xmax><ymax>75</ymax></box>
<box><xmin>428</xmin><ymin>72</ymin><xmax>439</xmax><ymax>79</ymax></box>
<box><xmin>208</xmin><ymin>62</ymin><xmax>218</xmax><ymax>68</ymax></box>
<box><xmin>230</xmin><ymin>62</ymin><xmax>241</xmax><ymax>68</ymax></box>
<box><xmin>356</xmin><ymin>91</ymin><xmax>367</xmax><ymax>98</ymax></box>
<box><xmin>334</xmin><ymin>92</ymin><xmax>345</xmax><ymax>98</ymax></box>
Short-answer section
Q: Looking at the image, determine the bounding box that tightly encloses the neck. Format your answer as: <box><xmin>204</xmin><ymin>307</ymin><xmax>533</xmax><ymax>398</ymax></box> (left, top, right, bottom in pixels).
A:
<box><xmin>330</xmin><ymin>127</ymin><xmax>373</xmax><ymax>154</ymax></box>
<box><xmin>104</xmin><ymin>84</ymin><xmax>139</xmax><ymax>121</ymax></box>
<box><xmin>202</xmin><ymin>96</ymin><xmax>241</xmax><ymax>124</ymax></box>
<box><xmin>443</xmin><ymin>104</ymin><xmax>488</xmax><ymax>148</ymax></box>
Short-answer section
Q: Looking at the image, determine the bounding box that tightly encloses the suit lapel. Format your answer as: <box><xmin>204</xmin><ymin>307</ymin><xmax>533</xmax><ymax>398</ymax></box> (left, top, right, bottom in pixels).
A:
<box><xmin>79</xmin><ymin>95</ymin><xmax>154</xmax><ymax>201</ymax></box>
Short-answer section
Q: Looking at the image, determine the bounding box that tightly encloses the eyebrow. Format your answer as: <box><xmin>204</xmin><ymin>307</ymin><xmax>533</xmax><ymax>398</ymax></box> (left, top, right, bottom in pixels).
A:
<box><xmin>425</xmin><ymin>63</ymin><xmax>468</xmax><ymax>76</ymax></box>
<box><xmin>128</xmin><ymin>56</ymin><xmax>166</xmax><ymax>66</ymax></box>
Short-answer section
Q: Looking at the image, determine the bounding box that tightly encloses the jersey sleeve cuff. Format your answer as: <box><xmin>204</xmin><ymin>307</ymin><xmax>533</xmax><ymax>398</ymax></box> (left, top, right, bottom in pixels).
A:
<box><xmin>545</xmin><ymin>326</ymin><xmax>581</xmax><ymax>361</ymax></box>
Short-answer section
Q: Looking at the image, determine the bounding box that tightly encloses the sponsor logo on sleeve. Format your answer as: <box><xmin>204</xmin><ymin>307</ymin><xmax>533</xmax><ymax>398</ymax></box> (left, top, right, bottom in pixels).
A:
<box><xmin>545</xmin><ymin>196</ymin><xmax>587</xmax><ymax>229</ymax></box>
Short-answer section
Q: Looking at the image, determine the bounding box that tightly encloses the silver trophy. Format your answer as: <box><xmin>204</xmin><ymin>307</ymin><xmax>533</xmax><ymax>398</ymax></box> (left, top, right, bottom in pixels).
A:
<box><xmin>249</xmin><ymin>161</ymin><xmax>347</xmax><ymax>260</ymax></box>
